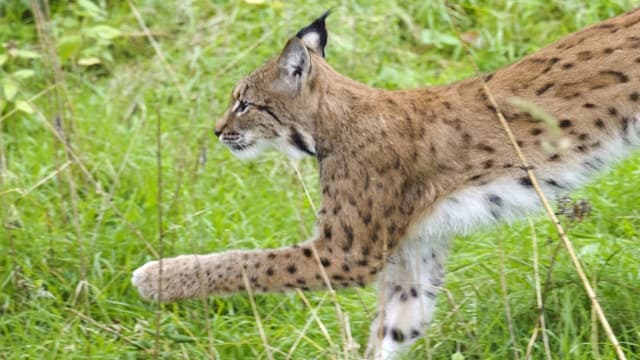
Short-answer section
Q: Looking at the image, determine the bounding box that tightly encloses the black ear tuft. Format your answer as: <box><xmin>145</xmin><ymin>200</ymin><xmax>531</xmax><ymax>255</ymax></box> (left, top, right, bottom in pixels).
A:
<box><xmin>296</xmin><ymin>10</ymin><xmax>330</xmax><ymax>57</ymax></box>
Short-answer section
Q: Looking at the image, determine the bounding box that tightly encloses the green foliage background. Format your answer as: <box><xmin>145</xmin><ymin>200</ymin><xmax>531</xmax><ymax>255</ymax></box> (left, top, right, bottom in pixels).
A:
<box><xmin>0</xmin><ymin>1</ymin><xmax>639</xmax><ymax>359</ymax></box>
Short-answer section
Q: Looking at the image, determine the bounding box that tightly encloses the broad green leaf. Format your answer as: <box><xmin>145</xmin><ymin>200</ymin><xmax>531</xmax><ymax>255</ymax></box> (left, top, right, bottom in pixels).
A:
<box><xmin>101</xmin><ymin>49</ymin><xmax>113</xmax><ymax>62</ymax></box>
<box><xmin>57</xmin><ymin>35</ymin><xmax>82</xmax><ymax>62</ymax></box>
<box><xmin>13</xmin><ymin>49</ymin><xmax>41</xmax><ymax>59</ymax></box>
<box><xmin>15</xmin><ymin>101</ymin><xmax>34</xmax><ymax>114</ymax></box>
<box><xmin>451</xmin><ymin>352</ymin><xmax>465</xmax><ymax>360</ymax></box>
<box><xmin>87</xmin><ymin>25</ymin><xmax>122</xmax><ymax>40</ymax></box>
<box><xmin>12</xmin><ymin>69</ymin><xmax>35</xmax><ymax>79</ymax></box>
<box><xmin>2</xmin><ymin>80</ymin><xmax>18</xmax><ymax>100</ymax></box>
<box><xmin>0</xmin><ymin>54</ymin><xmax>7</xmax><ymax>66</ymax></box>
<box><xmin>76</xmin><ymin>0</ymin><xmax>105</xmax><ymax>19</ymax></box>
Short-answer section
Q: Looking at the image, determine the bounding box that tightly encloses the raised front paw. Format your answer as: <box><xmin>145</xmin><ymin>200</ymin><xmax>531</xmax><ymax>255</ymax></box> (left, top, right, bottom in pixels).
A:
<box><xmin>131</xmin><ymin>255</ymin><xmax>206</xmax><ymax>302</ymax></box>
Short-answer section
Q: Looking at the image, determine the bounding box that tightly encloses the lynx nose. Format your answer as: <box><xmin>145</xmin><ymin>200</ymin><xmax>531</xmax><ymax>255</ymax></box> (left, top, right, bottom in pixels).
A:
<box><xmin>214</xmin><ymin>122</ymin><xmax>226</xmax><ymax>138</ymax></box>
<box><xmin>214</xmin><ymin>116</ymin><xmax>228</xmax><ymax>138</ymax></box>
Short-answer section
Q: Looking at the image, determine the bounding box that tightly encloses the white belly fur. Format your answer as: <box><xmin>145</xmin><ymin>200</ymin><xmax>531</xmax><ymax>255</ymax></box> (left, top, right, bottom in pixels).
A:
<box><xmin>415</xmin><ymin>114</ymin><xmax>640</xmax><ymax>240</ymax></box>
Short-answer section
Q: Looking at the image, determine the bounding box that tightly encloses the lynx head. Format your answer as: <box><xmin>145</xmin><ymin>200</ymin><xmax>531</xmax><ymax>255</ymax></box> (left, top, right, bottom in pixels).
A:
<box><xmin>214</xmin><ymin>12</ymin><xmax>331</xmax><ymax>159</ymax></box>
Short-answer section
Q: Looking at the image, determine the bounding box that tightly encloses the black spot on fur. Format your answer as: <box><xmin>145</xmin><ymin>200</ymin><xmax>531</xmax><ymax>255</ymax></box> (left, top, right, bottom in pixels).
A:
<box><xmin>583</xmin><ymin>103</ymin><xmax>596</xmax><ymax>108</ymax></box>
<box><xmin>530</xmin><ymin>128</ymin><xmax>543</xmax><ymax>135</ymax></box>
<box><xmin>266</xmin><ymin>267</ymin><xmax>275</xmax><ymax>276</ymax></box>
<box><xmin>595</xmin><ymin>118</ymin><xmax>606</xmax><ymax>129</ymax></box>
<box><xmin>410</xmin><ymin>287</ymin><xmax>418</xmax><ymax>298</ymax></box>
<box><xmin>320</xmin><ymin>258</ymin><xmax>331</xmax><ymax>267</ymax></box>
<box><xmin>621</xmin><ymin>117</ymin><xmax>630</xmax><ymax>136</ymax></box>
<box><xmin>559</xmin><ymin>119</ymin><xmax>572</xmax><ymax>128</ymax></box>
<box><xmin>583</xmin><ymin>160</ymin><xmax>599</xmax><ymax>170</ymax></box>
<box><xmin>302</xmin><ymin>248</ymin><xmax>312</xmax><ymax>258</ymax></box>
<box><xmin>323</xmin><ymin>224</ymin><xmax>332</xmax><ymax>240</ymax></box>
<box><xmin>535</xmin><ymin>83</ymin><xmax>554</xmax><ymax>95</ymax></box>
<box><xmin>488</xmin><ymin>194</ymin><xmax>503</xmax><ymax>206</ymax></box>
<box><xmin>342</xmin><ymin>223</ymin><xmax>354</xmax><ymax>243</ymax></box>
<box><xmin>608</xmin><ymin>107</ymin><xmax>618</xmax><ymax>116</ymax></box>
<box><xmin>361</xmin><ymin>212</ymin><xmax>372</xmax><ymax>225</ymax></box>
<box><xmin>546</xmin><ymin>179</ymin><xmax>566</xmax><ymax>189</ymax></box>
<box><xmin>286</xmin><ymin>264</ymin><xmax>297</xmax><ymax>274</ymax></box>
<box><xmin>599</xmin><ymin>70</ymin><xmax>629</xmax><ymax>83</ymax></box>
<box><xmin>425</xmin><ymin>290</ymin><xmax>436</xmax><ymax>299</ymax></box>
<box><xmin>577</xmin><ymin>51</ymin><xmax>593</xmax><ymax>60</ymax></box>
<box><xmin>410</xmin><ymin>329</ymin><xmax>421</xmax><ymax>339</ymax></box>
<box><xmin>519</xmin><ymin>177</ymin><xmax>533</xmax><ymax>187</ymax></box>
<box><xmin>391</xmin><ymin>328</ymin><xmax>405</xmax><ymax>343</ymax></box>
<box><xmin>630</xmin><ymin>92</ymin><xmax>639</xmax><ymax>102</ymax></box>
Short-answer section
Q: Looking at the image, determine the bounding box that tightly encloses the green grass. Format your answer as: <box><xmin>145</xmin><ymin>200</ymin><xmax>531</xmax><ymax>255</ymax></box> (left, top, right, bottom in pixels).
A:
<box><xmin>1</xmin><ymin>0</ymin><xmax>639</xmax><ymax>359</ymax></box>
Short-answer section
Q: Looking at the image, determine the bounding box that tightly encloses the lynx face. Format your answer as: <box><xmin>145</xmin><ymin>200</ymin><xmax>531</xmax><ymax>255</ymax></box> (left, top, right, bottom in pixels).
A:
<box><xmin>214</xmin><ymin>13</ymin><xmax>330</xmax><ymax>160</ymax></box>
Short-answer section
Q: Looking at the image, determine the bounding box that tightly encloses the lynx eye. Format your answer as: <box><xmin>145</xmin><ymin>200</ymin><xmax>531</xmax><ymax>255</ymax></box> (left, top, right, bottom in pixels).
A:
<box><xmin>236</xmin><ymin>99</ymin><xmax>249</xmax><ymax>113</ymax></box>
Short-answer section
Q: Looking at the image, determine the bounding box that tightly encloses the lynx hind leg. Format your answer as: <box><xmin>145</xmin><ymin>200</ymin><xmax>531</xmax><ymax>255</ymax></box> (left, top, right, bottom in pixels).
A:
<box><xmin>366</xmin><ymin>235</ymin><xmax>449</xmax><ymax>360</ymax></box>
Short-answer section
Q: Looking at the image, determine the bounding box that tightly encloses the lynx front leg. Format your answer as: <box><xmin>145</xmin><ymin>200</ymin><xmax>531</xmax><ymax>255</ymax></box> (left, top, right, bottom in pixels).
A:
<box><xmin>131</xmin><ymin>238</ymin><xmax>381</xmax><ymax>301</ymax></box>
<box><xmin>366</xmin><ymin>235</ymin><xmax>450</xmax><ymax>360</ymax></box>
<box><xmin>131</xmin><ymin>212</ymin><xmax>395</xmax><ymax>301</ymax></box>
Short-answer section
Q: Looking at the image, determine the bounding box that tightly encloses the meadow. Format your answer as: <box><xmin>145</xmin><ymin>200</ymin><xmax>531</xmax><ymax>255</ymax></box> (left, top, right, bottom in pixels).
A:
<box><xmin>0</xmin><ymin>1</ymin><xmax>639</xmax><ymax>359</ymax></box>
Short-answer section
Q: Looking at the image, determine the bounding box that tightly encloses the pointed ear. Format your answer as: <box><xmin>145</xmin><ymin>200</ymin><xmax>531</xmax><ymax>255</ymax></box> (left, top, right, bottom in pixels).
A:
<box><xmin>276</xmin><ymin>38</ymin><xmax>311</xmax><ymax>93</ymax></box>
<box><xmin>296</xmin><ymin>10</ymin><xmax>330</xmax><ymax>57</ymax></box>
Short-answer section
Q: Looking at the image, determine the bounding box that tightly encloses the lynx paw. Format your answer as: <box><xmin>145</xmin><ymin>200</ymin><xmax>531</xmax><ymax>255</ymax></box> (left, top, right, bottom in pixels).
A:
<box><xmin>132</xmin><ymin>256</ymin><xmax>205</xmax><ymax>302</ymax></box>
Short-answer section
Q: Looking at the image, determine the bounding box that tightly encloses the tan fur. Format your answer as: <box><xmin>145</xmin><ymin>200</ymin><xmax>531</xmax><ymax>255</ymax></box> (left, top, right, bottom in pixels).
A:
<box><xmin>133</xmin><ymin>8</ymin><xmax>640</xmax><ymax>358</ymax></box>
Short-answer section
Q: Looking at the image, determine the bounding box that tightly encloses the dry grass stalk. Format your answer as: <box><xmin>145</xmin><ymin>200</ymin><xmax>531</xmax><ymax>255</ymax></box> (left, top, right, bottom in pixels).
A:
<box><xmin>498</xmin><ymin>245</ymin><xmax>521</xmax><ymax>359</ymax></box>
<box><xmin>286</xmin><ymin>294</ymin><xmax>329</xmax><ymax>359</ymax></box>
<box><xmin>525</xmin><ymin>321</ymin><xmax>540</xmax><ymax>359</ymax></box>
<box><xmin>591</xmin><ymin>275</ymin><xmax>602</xmax><ymax>360</ymax></box>
<box><xmin>242</xmin><ymin>269</ymin><xmax>274</xmax><ymax>360</ymax></box>
<box><xmin>0</xmin><ymin>83</ymin><xmax>59</xmax><ymax>126</ymax></box>
<box><xmin>295</xmin><ymin>290</ymin><xmax>336</xmax><ymax>351</ymax></box>
<box><xmin>67</xmin><ymin>308</ymin><xmax>142</xmax><ymax>348</ymax></box>
<box><xmin>154</xmin><ymin>108</ymin><xmax>165</xmax><ymax>359</ymax></box>
<box><xmin>31</xmin><ymin>0</ymin><xmax>90</xmax><ymax>309</ymax></box>
<box><xmin>0</xmin><ymin>105</ymin><xmax>19</xmax><ymax>290</ymax></box>
<box><xmin>127</xmin><ymin>0</ymin><xmax>188</xmax><ymax>102</ymax></box>
<box><xmin>527</xmin><ymin>220</ymin><xmax>552</xmax><ymax>360</ymax></box>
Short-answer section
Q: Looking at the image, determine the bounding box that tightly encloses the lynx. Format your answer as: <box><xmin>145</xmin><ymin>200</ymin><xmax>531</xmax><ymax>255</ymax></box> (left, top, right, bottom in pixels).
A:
<box><xmin>133</xmin><ymin>9</ymin><xmax>640</xmax><ymax>359</ymax></box>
